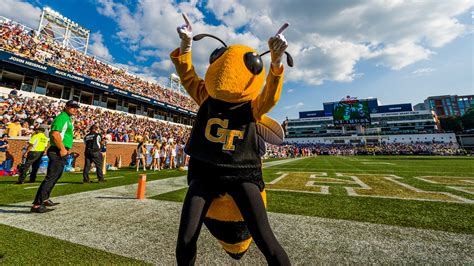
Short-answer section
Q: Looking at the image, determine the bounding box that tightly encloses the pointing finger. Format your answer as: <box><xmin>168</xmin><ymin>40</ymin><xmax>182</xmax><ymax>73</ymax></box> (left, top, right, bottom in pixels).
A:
<box><xmin>182</xmin><ymin>13</ymin><xmax>192</xmax><ymax>30</ymax></box>
<box><xmin>275</xmin><ymin>22</ymin><xmax>289</xmax><ymax>36</ymax></box>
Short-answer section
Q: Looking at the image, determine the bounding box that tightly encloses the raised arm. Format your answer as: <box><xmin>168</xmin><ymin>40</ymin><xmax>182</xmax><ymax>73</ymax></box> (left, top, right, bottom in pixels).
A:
<box><xmin>170</xmin><ymin>13</ymin><xmax>208</xmax><ymax>106</ymax></box>
<box><xmin>252</xmin><ymin>24</ymin><xmax>289</xmax><ymax>120</ymax></box>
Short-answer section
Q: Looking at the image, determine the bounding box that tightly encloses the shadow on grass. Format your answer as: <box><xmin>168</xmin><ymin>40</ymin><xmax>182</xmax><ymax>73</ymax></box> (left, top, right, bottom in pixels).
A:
<box><xmin>0</xmin><ymin>205</ymin><xmax>30</xmax><ymax>208</ymax></box>
<box><xmin>0</xmin><ymin>181</ymin><xmax>18</xmax><ymax>184</ymax></box>
<box><xmin>0</xmin><ymin>209</ymin><xmax>31</xmax><ymax>214</ymax></box>
<box><xmin>0</xmin><ymin>204</ymin><xmax>31</xmax><ymax>213</ymax></box>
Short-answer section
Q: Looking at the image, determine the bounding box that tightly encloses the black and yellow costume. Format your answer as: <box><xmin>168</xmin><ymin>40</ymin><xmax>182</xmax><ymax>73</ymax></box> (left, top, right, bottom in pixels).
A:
<box><xmin>171</xmin><ymin>43</ymin><xmax>289</xmax><ymax>265</ymax></box>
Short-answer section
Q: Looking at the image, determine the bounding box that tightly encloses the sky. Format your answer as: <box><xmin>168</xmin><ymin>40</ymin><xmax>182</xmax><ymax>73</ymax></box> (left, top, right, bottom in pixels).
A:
<box><xmin>0</xmin><ymin>0</ymin><xmax>472</xmax><ymax>122</ymax></box>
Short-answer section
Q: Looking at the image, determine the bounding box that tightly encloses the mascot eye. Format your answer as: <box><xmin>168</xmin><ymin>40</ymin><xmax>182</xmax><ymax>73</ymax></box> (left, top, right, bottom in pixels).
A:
<box><xmin>209</xmin><ymin>47</ymin><xmax>227</xmax><ymax>64</ymax></box>
<box><xmin>243</xmin><ymin>52</ymin><xmax>263</xmax><ymax>75</ymax></box>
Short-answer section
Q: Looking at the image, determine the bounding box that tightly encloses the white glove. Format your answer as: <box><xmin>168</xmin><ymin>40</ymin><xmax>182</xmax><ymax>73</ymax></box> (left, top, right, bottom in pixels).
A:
<box><xmin>268</xmin><ymin>23</ymin><xmax>289</xmax><ymax>68</ymax></box>
<box><xmin>177</xmin><ymin>13</ymin><xmax>192</xmax><ymax>54</ymax></box>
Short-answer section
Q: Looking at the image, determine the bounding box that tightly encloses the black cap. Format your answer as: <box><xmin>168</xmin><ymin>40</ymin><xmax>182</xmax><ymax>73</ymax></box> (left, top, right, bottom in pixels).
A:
<box><xmin>2</xmin><ymin>134</ymin><xmax>8</xmax><ymax>138</ymax></box>
<box><xmin>65</xmin><ymin>100</ymin><xmax>80</xmax><ymax>108</ymax></box>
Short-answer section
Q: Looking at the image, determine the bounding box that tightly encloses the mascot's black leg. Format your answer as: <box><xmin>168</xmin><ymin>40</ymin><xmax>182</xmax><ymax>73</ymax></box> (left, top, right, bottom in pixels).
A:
<box><xmin>176</xmin><ymin>179</ymin><xmax>213</xmax><ymax>266</ymax></box>
<box><xmin>229</xmin><ymin>182</ymin><xmax>291</xmax><ymax>266</ymax></box>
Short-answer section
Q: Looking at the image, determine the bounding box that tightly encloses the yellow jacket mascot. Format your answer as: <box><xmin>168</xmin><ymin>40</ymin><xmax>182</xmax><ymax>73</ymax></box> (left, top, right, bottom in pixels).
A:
<box><xmin>172</xmin><ymin>14</ymin><xmax>292</xmax><ymax>265</ymax></box>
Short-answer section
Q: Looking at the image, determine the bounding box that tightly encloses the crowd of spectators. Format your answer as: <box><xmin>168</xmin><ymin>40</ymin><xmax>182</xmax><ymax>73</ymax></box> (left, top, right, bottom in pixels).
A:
<box><xmin>0</xmin><ymin>18</ymin><xmax>198</xmax><ymax>112</ymax></box>
<box><xmin>265</xmin><ymin>142</ymin><xmax>467</xmax><ymax>158</ymax></box>
<box><xmin>0</xmin><ymin>92</ymin><xmax>191</xmax><ymax>145</ymax></box>
<box><xmin>0</xmin><ymin>92</ymin><xmax>469</xmax><ymax>170</ymax></box>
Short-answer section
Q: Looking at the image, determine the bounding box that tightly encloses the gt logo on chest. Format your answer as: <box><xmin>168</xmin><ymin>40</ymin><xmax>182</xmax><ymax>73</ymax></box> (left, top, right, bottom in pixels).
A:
<box><xmin>205</xmin><ymin>118</ymin><xmax>244</xmax><ymax>151</ymax></box>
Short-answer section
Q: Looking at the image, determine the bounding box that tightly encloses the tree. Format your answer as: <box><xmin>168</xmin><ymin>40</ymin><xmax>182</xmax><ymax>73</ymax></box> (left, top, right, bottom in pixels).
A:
<box><xmin>439</xmin><ymin>117</ymin><xmax>462</xmax><ymax>132</ymax></box>
<box><xmin>461</xmin><ymin>107</ymin><xmax>474</xmax><ymax>130</ymax></box>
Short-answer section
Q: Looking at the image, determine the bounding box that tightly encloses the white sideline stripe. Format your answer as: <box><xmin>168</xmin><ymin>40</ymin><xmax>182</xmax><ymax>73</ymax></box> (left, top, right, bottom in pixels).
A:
<box><xmin>107</xmin><ymin>176</ymin><xmax>124</xmax><ymax>180</ymax></box>
<box><xmin>23</xmin><ymin>176</ymin><xmax>124</xmax><ymax>190</ymax></box>
<box><xmin>24</xmin><ymin>183</ymin><xmax>73</xmax><ymax>190</ymax></box>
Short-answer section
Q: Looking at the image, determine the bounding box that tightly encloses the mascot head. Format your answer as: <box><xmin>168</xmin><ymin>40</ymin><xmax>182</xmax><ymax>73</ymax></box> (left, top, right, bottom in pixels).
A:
<box><xmin>193</xmin><ymin>33</ymin><xmax>293</xmax><ymax>103</ymax></box>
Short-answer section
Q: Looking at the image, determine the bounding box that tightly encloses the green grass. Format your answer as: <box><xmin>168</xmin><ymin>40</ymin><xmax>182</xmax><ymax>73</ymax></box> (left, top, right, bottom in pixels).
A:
<box><xmin>1</xmin><ymin>156</ymin><xmax>473</xmax><ymax>264</ymax></box>
<box><xmin>0</xmin><ymin>168</ymin><xmax>184</xmax><ymax>264</ymax></box>
<box><xmin>152</xmin><ymin>156</ymin><xmax>474</xmax><ymax>234</ymax></box>
<box><xmin>0</xmin><ymin>168</ymin><xmax>186</xmax><ymax>205</ymax></box>
<box><xmin>0</xmin><ymin>224</ymin><xmax>147</xmax><ymax>265</ymax></box>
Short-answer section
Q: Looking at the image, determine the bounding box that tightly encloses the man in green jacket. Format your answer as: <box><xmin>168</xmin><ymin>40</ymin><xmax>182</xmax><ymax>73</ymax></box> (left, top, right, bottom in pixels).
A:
<box><xmin>31</xmin><ymin>100</ymin><xmax>79</xmax><ymax>213</ymax></box>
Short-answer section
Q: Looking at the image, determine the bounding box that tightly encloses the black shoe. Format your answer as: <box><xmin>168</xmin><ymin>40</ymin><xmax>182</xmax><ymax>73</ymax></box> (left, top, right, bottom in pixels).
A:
<box><xmin>31</xmin><ymin>205</ymin><xmax>54</xmax><ymax>213</ymax></box>
<box><xmin>43</xmin><ymin>199</ymin><xmax>60</xmax><ymax>207</ymax></box>
<box><xmin>15</xmin><ymin>181</ymin><xmax>24</xmax><ymax>185</ymax></box>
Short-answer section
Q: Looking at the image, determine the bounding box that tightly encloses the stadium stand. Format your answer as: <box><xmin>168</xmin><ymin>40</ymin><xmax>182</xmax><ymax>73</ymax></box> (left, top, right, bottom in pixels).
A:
<box><xmin>264</xmin><ymin>142</ymin><xmax>467</xmax><ymax>158</ymax></box>
<box><xmin>0</xmin><ymin>90</ymin><xmax>190</xmax><ymax>144</ymax></box>
<box><xmin>0</xmin><ymin>18</ymin><xmax>198</xmax><ymax>112</ymax></box>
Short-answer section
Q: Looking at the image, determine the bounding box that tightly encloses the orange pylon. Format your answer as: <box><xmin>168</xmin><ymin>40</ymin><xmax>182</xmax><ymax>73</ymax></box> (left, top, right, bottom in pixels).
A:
<box><xmin>137</xmin><ymin>174</ymin><xmax>146</xmax><ymax>200</ymax></box>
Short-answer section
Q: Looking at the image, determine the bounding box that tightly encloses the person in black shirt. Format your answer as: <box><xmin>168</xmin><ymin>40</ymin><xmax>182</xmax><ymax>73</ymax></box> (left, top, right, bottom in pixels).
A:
<box><xmin>83</xmin><ymin>124</ymin><xmax>105</xmax><ymax>183</ymax></box>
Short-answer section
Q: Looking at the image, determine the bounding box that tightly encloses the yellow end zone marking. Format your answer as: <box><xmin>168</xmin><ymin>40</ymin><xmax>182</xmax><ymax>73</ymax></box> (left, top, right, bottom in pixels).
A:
<box><xmin>344</xmin><ymin>174</ymin><xmax>473</xmax><ymax>203</ymax></box>
<box><xmin>309</xmin><ymin>173</ymin><xmax>356</xmax><ymax>184</ymax></box>
<box><xmin>267</xmin><ymin>172</ymin><xmax>473</xmax><ymax>203</ymax></box>
<box><xmin>267</xmin><ymin>172</ymin><xmax>325</xmax><ymax>193</ymax></box>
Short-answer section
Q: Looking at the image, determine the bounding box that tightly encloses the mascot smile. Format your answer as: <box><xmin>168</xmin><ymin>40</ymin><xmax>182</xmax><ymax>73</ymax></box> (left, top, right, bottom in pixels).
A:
<box><xmin>171</xmin><ymin>13</ymin><xmax>292</xmax><ymax>265</ymax></box>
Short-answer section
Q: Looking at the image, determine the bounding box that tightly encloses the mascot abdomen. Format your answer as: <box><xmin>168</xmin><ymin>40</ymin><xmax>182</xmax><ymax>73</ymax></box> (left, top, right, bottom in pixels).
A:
<box><xmin>204</xmin><ymin>190</ymin><xmax>267</xmax><ymax>259</ymax></box>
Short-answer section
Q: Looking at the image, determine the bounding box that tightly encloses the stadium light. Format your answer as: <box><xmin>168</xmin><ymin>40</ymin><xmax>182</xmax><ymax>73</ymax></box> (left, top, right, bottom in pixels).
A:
<box><xmin>38</xmin><ymin>7</ymin><xmax>90</xmax><ymax>54</ymax></box>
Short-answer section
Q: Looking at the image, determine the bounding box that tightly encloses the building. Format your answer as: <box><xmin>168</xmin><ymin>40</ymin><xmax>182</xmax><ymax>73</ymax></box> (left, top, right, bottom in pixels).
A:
<box><xmin>424</xmin><ymin>95</ymin><xmax>474</xmax><ymax>118</ymax></box>
<box><xmin>284</xmin><ymin>96</ymin><xmax>458</xmax><ymax>145</ymax></box>
<box><xmin>413</xmin><ymin>103</ymin><xmax>426</xmax><ymax>111</ymax></box>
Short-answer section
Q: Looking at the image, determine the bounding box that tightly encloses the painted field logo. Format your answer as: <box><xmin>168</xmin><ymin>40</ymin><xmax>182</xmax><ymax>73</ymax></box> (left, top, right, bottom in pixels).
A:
<box><xmin>267</xmin><ymin>172</ymin><xmax>473</xmax><ymax>203</ymax></box>
<box><xmin>205</xmin><ymin>118</ymin><xmax>244</xmax><ymax>151</ymax></box>
<box><xmin>415</xmin><ymin>176</ymin><xmax>474</xmax><ymax>195</ymax></box>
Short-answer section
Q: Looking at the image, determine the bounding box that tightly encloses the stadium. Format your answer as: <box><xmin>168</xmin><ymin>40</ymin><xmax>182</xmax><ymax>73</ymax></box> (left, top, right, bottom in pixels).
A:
<box><xmin>0</xmin><ymin>2</ymin><xmax>473</xmax><ymax>265</ymax></box>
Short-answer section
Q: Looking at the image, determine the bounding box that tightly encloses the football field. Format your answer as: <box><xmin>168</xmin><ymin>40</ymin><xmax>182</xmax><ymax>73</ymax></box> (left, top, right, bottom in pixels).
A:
<box><xmin>0</xmin><ymin>156</ymin><xmax>473</xmax><ymax>264</ymax></box>
<box><xmin>158</xmin><ymin>156</ymin><xmax>474</xmax><ymax>233</ymax></box>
